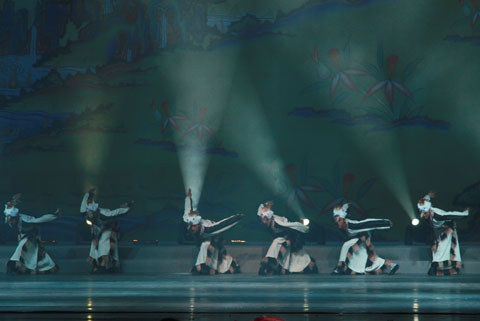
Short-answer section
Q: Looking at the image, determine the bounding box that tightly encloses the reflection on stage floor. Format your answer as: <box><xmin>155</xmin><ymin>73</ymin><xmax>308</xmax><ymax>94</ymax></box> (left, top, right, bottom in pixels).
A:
<box><xmin>1</xmin><ymin>273</ymin><xmax>479</xmax><ymax>320</ymax></box>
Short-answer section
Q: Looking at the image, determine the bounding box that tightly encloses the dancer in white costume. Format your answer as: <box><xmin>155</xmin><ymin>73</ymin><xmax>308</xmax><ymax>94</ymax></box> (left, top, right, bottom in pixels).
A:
<box><xmin>4</xmin><ymin>194</ymin><xmax>61</xmax><ymax>275</ymax></box>
<box><xmin>184</xmin><ymin>189</ymin><xmax>243</xmax><ymax>275</ymax></box>
<box><xmin>417</xmin><ymin>192</ymin><xmax>469</xmax><ymax>276</ymax></box>
<box><xmin>80</xmin><ymin>188</ymin><xmax>134</xmax><ymax>273</ymax></box>
<box><xmin>257</xmin><ymin>201</ymin><xmax>318</xmax><ymax>275</ymax></box>
<box><xmin>332</xmin><ymin>203</ymin><xmax>399</xmax><ymax>275</ymax></box>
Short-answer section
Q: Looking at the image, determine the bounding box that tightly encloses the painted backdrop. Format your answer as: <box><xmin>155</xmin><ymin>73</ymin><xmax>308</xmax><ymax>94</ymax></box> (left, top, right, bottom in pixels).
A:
<box><xmin>1</xmin><ymin>0</ymin><xmax>479</xmax><ymax>243</ymax></box>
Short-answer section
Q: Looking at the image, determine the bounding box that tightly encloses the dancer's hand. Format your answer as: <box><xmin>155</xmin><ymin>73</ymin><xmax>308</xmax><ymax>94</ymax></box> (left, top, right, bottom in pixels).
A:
<box><xmin>389</xmin><ymin>220</ymin><xmax>393</xmax><ymax>227</ymax></box>
<box><xmin>239</xmin><ymin>213</ymin><xmax>245</xmax><ymax>217</ymax></box>
<box><xmin>54</xmin><ymin>208</ymin><xmax>63</xmax><ymax>218</ymax></box>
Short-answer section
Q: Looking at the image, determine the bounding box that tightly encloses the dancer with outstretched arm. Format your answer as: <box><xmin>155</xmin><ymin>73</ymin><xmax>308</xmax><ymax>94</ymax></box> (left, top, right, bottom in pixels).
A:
<box><xmin>257</xmin><ymin>201</ymin><xmax>318</xmax><ymax>275</ymax></box>
<box><xmin>80</xmin><ymin>188</ymin><xmax>134</xmax><ymax>274</ymax></box>
<box><xmin>184</xmin><ymin>188</ymin><xmax>243</xmax><ymax>275</ymax></box>
<box><xmin>4</xmin><ymin>193</ymin><xmax>61</xmax><ymax>275</ymax></box>
<box><xmin>417</xmin><ymin>192</ymin><xmax>469</xmax><ymax>276</ymax></box>
<box><xmin>331</xmin><ymin>203</ymin><xmax>399</xmax><ymax>275</ymax></box>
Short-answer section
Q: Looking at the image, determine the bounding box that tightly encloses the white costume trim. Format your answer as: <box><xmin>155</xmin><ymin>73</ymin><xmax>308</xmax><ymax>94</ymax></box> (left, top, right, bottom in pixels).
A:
<box><xmin>260</xmin><ymin>203</ymin><xmax>312</xmax><ymax>273</ymax></box>
<box><xmin>273</xmin><ymin>215</ymin><xmax>309</xmax><ymax>233</ymax></box>
<box><xmin>183</xmin><ymin>196</ymin><xmax>202</xmax><ymax>225</ymax></box>
<box><xmin>417</xmin><ymin>194</ymin><xmax>432</xmax><ymax>212</ymax></box>
<box><xmin>333</xmin><ymin>203</ymin><xmax>349</xmax><ymax>219</ymax></box>
<box><xmin>8</xmin><ymin>213</ymin><xmax>58</xmax><ymax>272</ymax></box>
<box><xmin>257</xmin><ymin>204</ymin><xmax>274</xmax><ymax>219</ymax></box>
<box><xmin>195</xmin><ymin>240</ymin><xmax>234</xmax><ymax>273</ymax></box>
<box><xmin>4</xmin><ymin>205</ymin><xmax>19</xmax><ymax>217</ymax></box>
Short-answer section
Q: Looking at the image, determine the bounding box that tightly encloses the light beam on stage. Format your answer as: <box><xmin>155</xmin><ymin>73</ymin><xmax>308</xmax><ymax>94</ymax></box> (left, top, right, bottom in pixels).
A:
<box><xmin>170</xmin><ymin>50</ymin><xmax>238</xmax><ymax>204</ymax></box>
<box><xmin>73</xmin><ymin>113</ymin><xmax>111</xmax><ymax>192</ymax></box>
<box><xmin>175</xmin><ymin>138</ymin><xmax>210</xmax><ymax>207</ymax></box>
<box><xmin>224</xmin><ymin>70</ymin><xmax>306</xmax><ymax>219</ymax></box>
<box><xmin>349</xmin><ymin>130</ymin><xmax>416</xmax><ymax>220</ymax></box>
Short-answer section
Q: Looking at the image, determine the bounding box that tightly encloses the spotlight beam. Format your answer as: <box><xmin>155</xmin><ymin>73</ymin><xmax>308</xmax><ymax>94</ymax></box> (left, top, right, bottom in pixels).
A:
<box><xmin>171</xmin><ymin>50</ymin><xmax>239</xmax><ymax>204</ymax></box>
<box><xmin>224</xmin><ymin>69</ymin><xmax>305</xmax><ymax>219</ymax></box>
<box><xmin>348</xmin><ymin>129</ymin><xmax>416</xmax><ymax>220</ymax></box>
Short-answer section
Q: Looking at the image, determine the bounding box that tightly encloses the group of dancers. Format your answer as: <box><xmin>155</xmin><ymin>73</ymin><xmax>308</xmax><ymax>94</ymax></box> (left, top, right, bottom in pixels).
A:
<box><xmin>3</xmin><ymin>189</ymin><xmax>469</xmax><ymax>277</ymax></box>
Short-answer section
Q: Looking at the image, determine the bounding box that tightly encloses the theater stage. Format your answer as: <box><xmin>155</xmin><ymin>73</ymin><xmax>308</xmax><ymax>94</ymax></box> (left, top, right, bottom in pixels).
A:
<box><xmin>0</xmin><ymin>274</ymin><xmax>479</xmax><ymax>320</ymax></box>
<box><xmin>1</xmin><ymin>244</ymin><xmax>479</xmax><ymax>320</ymax></box>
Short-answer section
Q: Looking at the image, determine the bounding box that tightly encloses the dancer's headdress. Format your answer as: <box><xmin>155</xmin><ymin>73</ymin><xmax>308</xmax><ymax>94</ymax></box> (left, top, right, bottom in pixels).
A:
<box><xmin>417</xmin><ymin>194</ymin><xmax>432</xmax><ymax>212</ymax></box>
<box><xmin>4</xmin><ymin>194</ymin><xmax>21</xmax><ymax>217</ymax></box>
<box><xmin>184</xmin><ymin>213</ymin><xmax>202</xmax><ymax>225</ymax></box>
<box><xmin>257</xmin><ymin>203</ymin><xmax>274</xmax><ymax>219</ymax></box>
<box><xmin>333</xmin><ymin>203</ymin><xmax>349</xmax><ymax>219</ymax></box>
<box><xmin>85</xmin><ymin>201</ymin><xmax>99</xmax><ymax>212</ymax></box>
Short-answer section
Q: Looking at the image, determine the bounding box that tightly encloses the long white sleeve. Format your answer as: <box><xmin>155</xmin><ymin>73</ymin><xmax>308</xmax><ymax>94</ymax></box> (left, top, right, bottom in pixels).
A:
<box><xmin>20</xmin><ymin>214</ymin><xmax>57</xmax><ymax>224</ymax></box>
<box><xmin>99</xmin><ymin>207</ymin><xmax>129</xmax><ymax>217</ymax></box>
<box><xmin>346</xmin><ymin>218</ymin><xmax>391</xmax><ymax>235</ymax></box>
<box><xmin>432</xmin><ymin>207</ymin><xmax>469</xmax><ymax>218</ymax></box>
<box><xmin>257</xmin><ymin>204</ymin><xmax>264</xmax><ymax>216</ymax></box>
<box><xmin>80</xmin><ymin>193</ymin><xmax>89</xmax><ymax>213</ymax></box>
<box><xmin>257</xmin><ymin>203</ymin><xmax>274</xmax><ymax>218</ymax></box>
<box><xmin>183</xmin><ymin>196</ymin><xmax>193</xmax><ymax>221</ymax></box>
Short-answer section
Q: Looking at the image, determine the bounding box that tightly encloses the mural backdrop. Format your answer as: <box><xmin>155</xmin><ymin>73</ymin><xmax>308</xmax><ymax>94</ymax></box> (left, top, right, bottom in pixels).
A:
<box><xmin>1</xmin><ymin>0</ymin><xmax>479</xmax><ymax>243</ymax></box>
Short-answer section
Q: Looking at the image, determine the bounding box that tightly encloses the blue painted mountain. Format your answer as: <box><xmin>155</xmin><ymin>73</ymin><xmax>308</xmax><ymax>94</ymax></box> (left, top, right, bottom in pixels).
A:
<box><xmin>289</xmin><ymin>107</ymin><xmax>449</xmax><ymax>131</ymax></box>
<box><xmin>135</xmin><ymin>138</ymin><xmax>239</xmax><ymax>158</ymax></box>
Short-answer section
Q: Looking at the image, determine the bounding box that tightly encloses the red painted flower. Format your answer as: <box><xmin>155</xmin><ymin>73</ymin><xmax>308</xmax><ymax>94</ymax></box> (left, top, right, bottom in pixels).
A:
<box><xmin>285</xmin><ymin>164</ymin><xmax>324</xmax><ymax>210</ymax></box>
<box><xmin>310</xmin><ymin>45</ymin><xmax>319</xmax><ymax>64</ymax></box>
<box><xmin>183</xmin><ymin>107</ymin><xmax>214</xmax><ymax>142</ymax></box>
<box><xmin>326</xmin><ymin>48</ymin><xmax>368</xmax><ymax>99</ymax></box>
<box><xmin>343</xmin><ymin>173</ymin><xmax>355</xmax><ymax>197</ymax></box>
<box><xmin>157</xmin><ymin>101</ymin><xmax>185</xmax><ymax>134</ymax></box>
<box><xmin>471</xmin><ymin>0</ymin><xmax>480</xmax><ymax>29</ymax></box>
<box><xmin>364</xmin><ymin>54</ymin><xmax>414</xmax><ymax>108</ymax></box>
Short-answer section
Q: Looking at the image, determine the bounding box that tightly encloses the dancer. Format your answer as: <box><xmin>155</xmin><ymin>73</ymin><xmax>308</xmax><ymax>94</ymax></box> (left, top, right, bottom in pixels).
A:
<box><xmin>4</xmin><ymin>194</ymin><xmax>61</xmax><ymax>275</ymax></box>
<box><xmin>184</xmin><ymin>188</ymin><xmax>243</xmax><ymax>275</ymax></box>
<box><xmin>257</xmin><ymin>201</ymin><xmax>318</xmax><ymax>275</ymax></box>
<box><xmin>80</xmin><ymin>188</ymin><xmax>134</xmax><ymax>274</ymax></box>
<box><xmin>332</xmin><ymin>203</ymin><xmax>399</xmax><ymax>275</ymax></box>
<box><xmin>417</xmin><ymin>192</ymin><xmax>469</xmax><ymax>276</ymax></box>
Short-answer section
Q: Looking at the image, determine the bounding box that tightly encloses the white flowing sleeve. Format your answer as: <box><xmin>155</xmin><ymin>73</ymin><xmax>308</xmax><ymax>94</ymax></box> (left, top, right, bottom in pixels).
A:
<box><xmin>183</xmin><ymin>196</ymin><xmax>193</xmax><ymax>221</ymax></box>
<box><xmin>80</xmin><ymin>193</ymin><xmax>89</xmax><ymax>213</ymax></box>
<box><xmin>20</xmin><ymin>214</ymin><xmax>57</xmax><ymax>224</ymax></box>
<box><xmin>432</xmin><ymin>207</ymin><xmax>469</xmax><ymax>219</ymax></box>
<box><xmin>98</xmin><ymin>207</ymin><xmax>129</xmax><ymax>217</ymax></box>
<box><xmin>257</xmin><ymin>204</ymin><xmax>264</xmax><ymax>216</ymax></box>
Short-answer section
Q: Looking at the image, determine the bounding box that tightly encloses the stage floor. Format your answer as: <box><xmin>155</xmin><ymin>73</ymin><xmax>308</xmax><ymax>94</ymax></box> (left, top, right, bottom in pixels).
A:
<box><xmin>1</xmin><ymin>273</ymin><xmax>480</xmax><ymax>320</ymax></box>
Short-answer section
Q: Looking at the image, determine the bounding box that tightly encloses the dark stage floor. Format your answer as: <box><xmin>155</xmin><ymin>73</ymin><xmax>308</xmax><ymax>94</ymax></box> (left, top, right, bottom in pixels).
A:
<box><xmin>1</xmin><ymin>273</ymin><xmax>479</xmax><ymax>320</ymax></box>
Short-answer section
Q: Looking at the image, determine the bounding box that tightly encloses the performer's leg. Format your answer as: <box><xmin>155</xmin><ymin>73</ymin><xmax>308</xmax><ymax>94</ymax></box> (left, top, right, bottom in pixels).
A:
<box><xmin>259</xmin><ymin>237</ymin><xmax>285</xmax><ymax>275</ymax></box>
<box><xmin>365</xmin><ymin>237</ymin><xmax>399</xmax><ymax>275</ymax></box>
<box><xmin>192</xmin><ymin>241</ymin><xmax>216</xmax><ymax>275</ymax></box>
<box><xmin>278</xmin><ymin>240</ymin><xmax>288</xmax><ymax>274</ymax></box>
<box><xmin>332</xmin><ymin>238</ymin><xmax>359</xmax><ymax>275</ymax></box>
<box><xmin>302</xmin><ymin>257</ymin><xmax>318</xmax><ymax>274</ymax></box>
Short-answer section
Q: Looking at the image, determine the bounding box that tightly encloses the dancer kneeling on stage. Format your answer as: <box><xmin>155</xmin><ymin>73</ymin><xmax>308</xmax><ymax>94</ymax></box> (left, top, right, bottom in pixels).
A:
<box><xmin>4</xmin><ymin>194</ymin><xmax>61</xmax><ymax>275</ymax></box>
<box><xmin>184</xmin><ymin>188</ymin><xmax>243</xmax><ymax>275</ymax></box>
<box><xmin>332</xmin><ymin>203</ymin><xmax>399</xmax><ymax>275</ymax></box>
<box><xmin>80</xmin><ymin>189</ymin><xmax>134</xmax><ymax>274</ymax></box>
<box><xmin>417</xmin><ymin>192</ymin><xmax>469</xmax><ymax>276</ymax></box>
<box><xmin>257</xmin><ymin>201</ymin><xmax>318</xmax><ymax>275</ymax></box>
